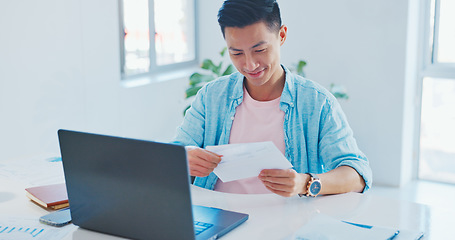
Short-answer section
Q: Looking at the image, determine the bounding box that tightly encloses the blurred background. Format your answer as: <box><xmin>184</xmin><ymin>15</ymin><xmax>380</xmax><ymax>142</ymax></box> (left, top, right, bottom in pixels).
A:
<box><xmin>0</xmin><ymin>0</ymin><xmax>454</xmax><ymax>188</ymax></box>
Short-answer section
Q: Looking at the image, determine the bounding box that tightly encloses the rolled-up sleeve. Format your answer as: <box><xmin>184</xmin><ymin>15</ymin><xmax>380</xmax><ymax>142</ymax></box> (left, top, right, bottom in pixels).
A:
<box><xmin>317</xmin><ymin>99</ymin><xmax>373</xmax><ymax>192</ymax></box>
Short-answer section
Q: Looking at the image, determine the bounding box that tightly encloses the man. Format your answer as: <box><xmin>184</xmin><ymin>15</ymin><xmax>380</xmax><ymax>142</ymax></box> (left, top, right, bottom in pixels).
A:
<box><xmin>173</xmin><ymin>0</ymin><xmax>372</xmax><ymax>197</ymax></box>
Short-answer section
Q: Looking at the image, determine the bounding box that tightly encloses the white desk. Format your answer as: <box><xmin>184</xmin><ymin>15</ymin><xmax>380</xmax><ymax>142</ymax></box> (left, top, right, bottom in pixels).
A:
<box><xmin>190</xmin><ymin>186</ymin><xmax>427</xmax><ymax>240</ymax></box>
<box><xmin>0</xmin><ymin>170</ymin><xmax>448</xmax><ymax>239</ymax></box>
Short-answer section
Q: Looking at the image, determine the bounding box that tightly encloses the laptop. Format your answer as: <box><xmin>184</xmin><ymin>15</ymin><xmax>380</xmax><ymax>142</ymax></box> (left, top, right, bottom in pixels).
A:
<box><xmin>58</xmin><ymin>129</ymin><xmax>248</xmax><ymax>240</ymax></box>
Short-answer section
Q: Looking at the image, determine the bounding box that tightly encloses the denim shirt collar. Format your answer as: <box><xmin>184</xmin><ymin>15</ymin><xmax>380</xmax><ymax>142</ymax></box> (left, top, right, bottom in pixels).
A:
<box><xmin>280</xmin><ymin>65</ymin><xmax>295</xmax><ymax>107</ymax></box>
<box><xmin>230</xmin><ymin>73</ymin><xmax>244</xmax><ymax>100</ymax></box>
<box><xmin>229</xmin><ymin>64</ymin><xmax>295</xmax><ymax>107</ymax></box>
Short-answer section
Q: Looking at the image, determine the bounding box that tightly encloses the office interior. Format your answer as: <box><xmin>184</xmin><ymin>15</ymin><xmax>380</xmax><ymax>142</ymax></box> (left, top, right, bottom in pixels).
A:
<box><xmin>1</xmin><ymin>0</ymin><xmax>454</xmax><ymax>212</ymax></box>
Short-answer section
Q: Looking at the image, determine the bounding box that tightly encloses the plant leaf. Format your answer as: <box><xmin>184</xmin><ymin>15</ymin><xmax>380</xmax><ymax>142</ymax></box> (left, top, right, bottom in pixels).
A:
<box><xmin>296</xmin><ymin>61</ymin><xmax>306</xmax><ymax>77</ymax></box>
<box><xmin>330</xmin><ymin>83</ymin><xmax>349</xmax><ymax>100</ymax></box>
<box><xmin>183</xmin><ymin>105</ymin><xmax>191</xmax><ymax>116</ymax></box>
<box><xmin>185</xmin><ymin>86</ymin><xmax>203</xmax><ymax>99</ymax></box>
<box><xmin>214</xmin><ymin>62</ymin><xmax>222</xmax><ymax>76</ymax></box>
<box><xmin>189</xmin><ymin>73</ymin><xmax>215</xmax><ymax>86</ymax></box>
<box><xmin>222</xmin><ymin>64</ymin><xmax>236</xmax><ymax>76</ymax></box>
<box><xmin>201</xmin><ymin>59</ymin><xmax>217</xmax><ymax>73</ymax></box>
<box><xmin>333</xmin><ymin>92</ymin><xmax>349</xmax><ymax>100</ymax></box>
<box><xmin>220</xmin><ymin>47</ymin><xmax>227</xmax><ymax>57</ymax></box>
<box><xmin>296</xmin><ymin>60</ymin><xmax>307</xmax><ymax>77</ymax></box>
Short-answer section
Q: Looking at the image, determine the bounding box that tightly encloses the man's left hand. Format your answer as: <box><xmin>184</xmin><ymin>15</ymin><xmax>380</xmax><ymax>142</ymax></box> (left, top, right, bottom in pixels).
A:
<box><xmin>259</xmin><ymin>169</ymin><xmax>308</xmax><ymax>197</ymax></box>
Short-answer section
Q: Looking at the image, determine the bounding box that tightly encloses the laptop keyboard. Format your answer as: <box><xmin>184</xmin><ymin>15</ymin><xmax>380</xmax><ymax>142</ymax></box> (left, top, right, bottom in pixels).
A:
<box><xmin>194</xmin><ymin>221</ymin><xmax>214</xmax><ymax>235</ymax></box>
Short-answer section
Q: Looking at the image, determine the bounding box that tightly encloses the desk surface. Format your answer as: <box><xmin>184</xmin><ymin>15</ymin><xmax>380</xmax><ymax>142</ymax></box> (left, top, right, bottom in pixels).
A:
<box><xmin>0</xmin><ymin>171</ymin><xmax>448</xmax><ymax>239</ymax></box>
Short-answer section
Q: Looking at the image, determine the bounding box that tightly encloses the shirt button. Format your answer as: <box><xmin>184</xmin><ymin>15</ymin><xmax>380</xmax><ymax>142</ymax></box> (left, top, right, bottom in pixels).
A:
<box><xmin>231</xmin><ymin>116</ymin><xmax>235</xmax><ymax>120</ymax></box>
<box><xmin>290</xmin><ymin>103</ymin><xmax>294</xmax><ymax>107</ymax></box>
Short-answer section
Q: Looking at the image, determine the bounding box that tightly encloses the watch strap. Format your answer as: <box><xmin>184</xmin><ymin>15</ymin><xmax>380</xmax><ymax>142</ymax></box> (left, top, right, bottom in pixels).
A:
<box><xmin>308</xmin><ymin>173</ymin><xmax>319</xmax><ymax>180</ymax></box>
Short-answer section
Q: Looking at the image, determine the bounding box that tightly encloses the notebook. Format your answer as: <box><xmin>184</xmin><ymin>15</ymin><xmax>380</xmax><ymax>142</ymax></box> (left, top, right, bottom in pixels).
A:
<box><xmin>58</xmin><ymin>129</ymin><xmax>248</xmax><ymax>240</ymax></box>
<box><xmin>25</xmin><ymin>183</ymin><xmax>69</xmax><ymax>209</ymax></box>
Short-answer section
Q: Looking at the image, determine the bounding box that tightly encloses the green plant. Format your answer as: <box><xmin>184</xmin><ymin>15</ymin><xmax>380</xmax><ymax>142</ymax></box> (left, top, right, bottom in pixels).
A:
<box><xmin>329</xmin><ymin>83</ymin><xmax>349</xmax><ymax>100</ymax></box>
<box><xmin>184</xmin><ymin>47</ymin><xmax>235</xmax><ymax>114</ymax></box>
<box><xmin>291</xmin><ymin>60</ymin><xmax>348</xmax><ymax>100</ymax></box>
<box><xmin>292</xmin><ymin>60</ymin><xmax>307</xmax><ymax>78</ymax></box>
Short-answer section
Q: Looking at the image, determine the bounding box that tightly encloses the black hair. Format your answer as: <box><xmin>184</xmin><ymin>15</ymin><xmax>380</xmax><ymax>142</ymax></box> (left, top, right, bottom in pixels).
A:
<box><xmin>217</xmin><ymin>0</ymin><xmax>282</xmax><ymax>38</ymax></box>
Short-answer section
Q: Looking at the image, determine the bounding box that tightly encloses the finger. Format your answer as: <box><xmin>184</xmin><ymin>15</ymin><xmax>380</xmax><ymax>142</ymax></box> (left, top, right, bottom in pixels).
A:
<box><xmin>205</xmin><ymin>149</ymin><xmax>223</xmax><ymax>158</ymax></box>
<box><xmin>190</xmin><ymin>168</ymin><xmax>209</xmax><ymax>177</ymax></box>
<box><xmin>264</xmin><ymin>184</ymin><xmax>293</xmax><ymax>197</ymax></box>
<box><xmin>262</xmin><ymin>180</ymin><xmax>294</xmax><ymax>193</ymax></box>
<box><xmin>189</xmin><ymin>162</ymin><xmax>214</xmax><ymax>175</ymax></box>
<box><xmin>188</xmin><ymin>150</ymin><xmax>221</xmax><ymax>169</ymax></box>
<box><xmin>194</xmin><ymin>148</ymin><xmax>222</xmax><ymax>160</ymax></box>
<box><xmin>259</xmin><ymin>169</ymin><xmax>299</xmax><ymax>185</ymax></box>
<box><xmin>260</xmin><ymin>168</ymin><xmax>295</xmax><ymax>178</ymax></box>
<box><xmin>192</xmin><ymin>148</ymin><xmax>222</xmax><ymax>164</ymax></box>
<box><xmin>190</xmin><ymin>170</ymin><xmax>209</xmax><ymax>177</ymax></box>
<box><xmin>260</xmin><ymin>175</ymin><xmax>295</xmax><ymax>186</ymax></box>
<box><xmin>188</xmin><ymin>154</ymin><xmax>218</xmax><ymax>169</ymax></box>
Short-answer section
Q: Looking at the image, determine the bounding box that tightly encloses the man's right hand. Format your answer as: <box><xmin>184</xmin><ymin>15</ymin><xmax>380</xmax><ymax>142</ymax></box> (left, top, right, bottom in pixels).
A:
<box><xmin>185</xmin><ymin>146</ymin><xmax>222</xmax><ymax>177</ymax></box>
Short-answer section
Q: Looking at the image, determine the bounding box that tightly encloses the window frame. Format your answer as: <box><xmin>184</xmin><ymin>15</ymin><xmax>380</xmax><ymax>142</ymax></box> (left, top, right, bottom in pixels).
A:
<box><xmin>416</xmin><ymin>0</ymin><xmax>455</xmax><ymax>182</ymax></box>
<box><xmin>118</xmin><ymin>0</ymin><xmax>199</xmax><ymax>80</ymax></box>
<box><xmin>422</xmin><ymin>0</ymin><xmax>455</xmax><ymax>77</ymax></box>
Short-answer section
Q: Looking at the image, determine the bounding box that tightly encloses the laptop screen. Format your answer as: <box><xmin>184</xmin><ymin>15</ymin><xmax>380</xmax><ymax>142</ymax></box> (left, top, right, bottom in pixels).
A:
<box><xmin>58</xmin><ymin>129</ymin><xmax>248</xmax><ymax>240</ymax></box>
<box><xmin>59</xmin><ymin>129</ymin><xmax>196</xmax><ymax>239</ymax></box>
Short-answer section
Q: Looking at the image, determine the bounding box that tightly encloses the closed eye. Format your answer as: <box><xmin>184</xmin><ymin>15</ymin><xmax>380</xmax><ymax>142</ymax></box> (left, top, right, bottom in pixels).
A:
<box><xmin>255</xmin><ymin>48</ymin><xmax>266</xmax><ymax>53</ymax></box>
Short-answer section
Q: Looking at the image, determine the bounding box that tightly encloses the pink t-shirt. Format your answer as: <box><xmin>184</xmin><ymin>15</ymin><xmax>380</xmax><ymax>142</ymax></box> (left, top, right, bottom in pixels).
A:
<box><xmin>214</xmin><ymin>87</ymin><xmax>285</xmax><ymax>194</ymax></box>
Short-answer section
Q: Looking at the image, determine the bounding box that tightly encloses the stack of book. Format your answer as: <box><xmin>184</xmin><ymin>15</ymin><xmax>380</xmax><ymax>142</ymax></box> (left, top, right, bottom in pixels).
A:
<box><xmin>25</xmin><ymin>183</ymin><xmax>69</xmax><ymax>210</ymax></box>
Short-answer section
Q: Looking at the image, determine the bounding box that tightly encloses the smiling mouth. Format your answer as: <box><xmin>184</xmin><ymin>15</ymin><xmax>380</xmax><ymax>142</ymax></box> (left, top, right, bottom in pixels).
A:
<box><xmin>246</xmin><ymin>68</ymin><xmax>265</xmax><ymax>78</ymax></box>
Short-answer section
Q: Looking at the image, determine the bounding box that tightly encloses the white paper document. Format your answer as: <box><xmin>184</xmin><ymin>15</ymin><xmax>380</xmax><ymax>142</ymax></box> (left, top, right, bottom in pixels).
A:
<box><xmin>206</xmin><ymin>141</ymin><xmax>293</xmax><ymax>182</ymax></box>
<box><xmin>0</xmin><ymin>153</ymin><xmax>65</xmax><ymax>186</ymax></box>
<box><xmin>290</xmin><ymin>213</ymin><xmax>399</xmax><ymax>240</ymax></box>
<box><xmin>393</xmin><ymin>229</ymin><xmax>425</xmax><ymax>240</ymax></box>
<box><xmin>0</xmin><ymin>215</ymin><xmax>76</xmax><ymax>240</ymax></box>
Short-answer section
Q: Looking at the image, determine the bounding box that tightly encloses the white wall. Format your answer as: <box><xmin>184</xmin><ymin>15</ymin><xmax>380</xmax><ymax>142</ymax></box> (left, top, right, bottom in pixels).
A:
<box><xmin>0</xmin><ymin>0</ymin><xmax>188</xmax><ymax>161</ymax></box>
<box><xmin>280</xmin><ymin>1</ymin><xmax>411</xmax><ymax>187</ymax></box>
<box><xmin>198</xmin><ymin>0</ymin><xmax>418</xmax><ymax>187</ymax></box>
<box><xmin>0</xmin><ymin>0</ymin><xmax>419</xmax><ymax>187</ymax></box>
<box><xmin>283</xmin><ymin>1</ymin><xmax>418</xmax><ymax>187</ymax></box>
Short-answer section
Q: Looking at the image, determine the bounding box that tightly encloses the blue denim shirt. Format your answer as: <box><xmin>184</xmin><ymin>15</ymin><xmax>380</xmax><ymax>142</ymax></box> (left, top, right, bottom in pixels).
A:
<box><xmin>172</xmin><ymin>65</ymin><xmax>372</xmax><ymax>192</ymax></box>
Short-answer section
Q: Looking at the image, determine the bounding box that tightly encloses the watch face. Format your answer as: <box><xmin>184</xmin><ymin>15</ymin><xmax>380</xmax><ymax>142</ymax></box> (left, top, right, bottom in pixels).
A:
<box><xmin>309</xmin><ymin>181</ymin><xmax>321</xmax><ymax>195</ymax></box>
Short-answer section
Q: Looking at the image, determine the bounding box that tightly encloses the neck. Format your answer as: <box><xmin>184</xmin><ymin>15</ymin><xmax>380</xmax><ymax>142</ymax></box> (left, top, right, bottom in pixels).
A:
<box><xmin>244</xmin><ymin>67</ymin><xmax>285</xmax><ymax>101</ymax></box>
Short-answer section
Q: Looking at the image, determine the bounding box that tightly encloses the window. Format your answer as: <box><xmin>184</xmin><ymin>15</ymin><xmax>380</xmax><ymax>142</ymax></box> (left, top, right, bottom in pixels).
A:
<box><xmin>432</xmin><ymin>0</ymin><xmax>455</xmax><ymax>64</ymax></box>
<box><xmin>120</xmin><ymin>0</ymin><xmax>197</xmax><ymax>78</ymax></box>
<box><xmin>418</xmin><ymin>0</ymin><xmax>455</xmax><ymax>184</ymax></box>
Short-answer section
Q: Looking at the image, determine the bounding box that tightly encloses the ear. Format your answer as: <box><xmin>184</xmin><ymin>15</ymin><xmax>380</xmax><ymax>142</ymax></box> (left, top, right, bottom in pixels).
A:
<box><xmin>279</xmin><ymin>25</ymin><xmax>287</xmax><ymax>46</ymax></box>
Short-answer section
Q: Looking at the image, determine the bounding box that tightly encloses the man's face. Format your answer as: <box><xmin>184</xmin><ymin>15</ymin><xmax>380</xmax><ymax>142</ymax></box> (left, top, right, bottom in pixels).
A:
<box><xmin>225</xmin><ymin>21</ymin><xmax>287</xmax><ymax>89</ymax></box>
